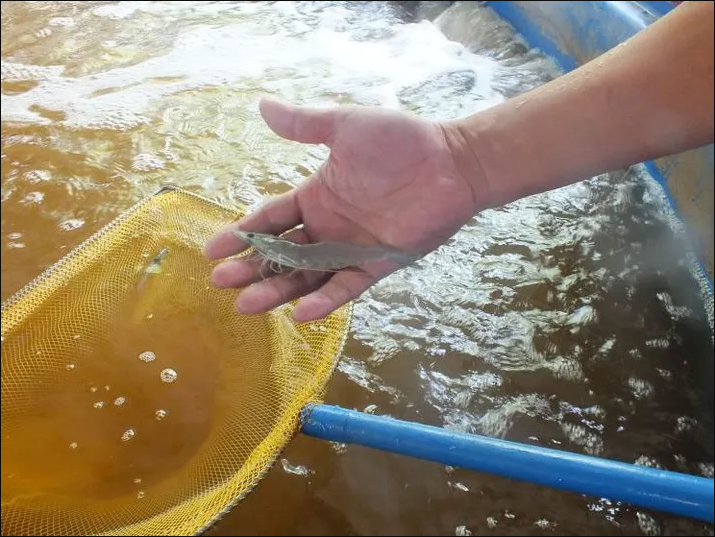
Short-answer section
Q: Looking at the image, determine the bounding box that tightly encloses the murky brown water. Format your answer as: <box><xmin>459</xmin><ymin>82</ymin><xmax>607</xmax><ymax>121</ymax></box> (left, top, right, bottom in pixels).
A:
<box><xmin>2</xmin><ymin>1</ymin><xmax>713</xmax><ymax>536</ymax></box>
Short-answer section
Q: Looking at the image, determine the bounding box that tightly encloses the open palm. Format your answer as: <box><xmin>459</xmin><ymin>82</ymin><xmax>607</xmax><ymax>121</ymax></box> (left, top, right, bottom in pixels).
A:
<box><xmin>204</xmin><ymin>97</ymin><xmax>484</xmax><ymax>322</ymax></box>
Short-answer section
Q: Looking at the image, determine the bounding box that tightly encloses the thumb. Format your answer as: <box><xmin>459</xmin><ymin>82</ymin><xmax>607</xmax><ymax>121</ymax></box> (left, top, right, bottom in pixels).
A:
<box><xmin>258</xmin><ymin>96</ymin><xmax>345</xmax><ymax>146</ymax></box>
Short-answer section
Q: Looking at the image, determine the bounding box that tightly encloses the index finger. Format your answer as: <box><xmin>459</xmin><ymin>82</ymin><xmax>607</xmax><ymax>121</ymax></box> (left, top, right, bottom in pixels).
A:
<box><xmin>204</xmin><ymin>189</ymin><xmax>302</xmax><ymax>260</ymax></box>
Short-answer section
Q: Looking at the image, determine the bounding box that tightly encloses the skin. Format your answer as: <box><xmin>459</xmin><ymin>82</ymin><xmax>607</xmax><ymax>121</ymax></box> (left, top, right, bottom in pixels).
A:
<box><xmin>205</xmin><ymin>1</ymin><xmax>714</xmax><ymax>323</ymax></box>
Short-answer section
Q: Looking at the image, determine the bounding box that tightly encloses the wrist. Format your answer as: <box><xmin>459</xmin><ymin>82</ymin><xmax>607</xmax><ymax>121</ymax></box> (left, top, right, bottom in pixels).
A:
<box><xmin>442</xmin><ymin>101</ymin><xmax>584</xmax><ymax>212</ymax></box>
<box><xmin>439</xmin><ymin>118</ymin><xmax>496</xmax><ymax>214</ymax></box>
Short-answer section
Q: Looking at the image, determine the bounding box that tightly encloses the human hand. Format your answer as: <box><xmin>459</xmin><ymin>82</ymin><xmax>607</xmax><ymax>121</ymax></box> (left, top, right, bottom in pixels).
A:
<box><xmin>204</xmin><ymin>97</ymin><xmax>489</xmax><ymax>322</ymax></box>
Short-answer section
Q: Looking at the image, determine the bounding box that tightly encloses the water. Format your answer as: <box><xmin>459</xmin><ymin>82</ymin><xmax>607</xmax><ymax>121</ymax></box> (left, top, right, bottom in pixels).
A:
<box><xmin>1</xmin><ymin>1</ymin><xmax>713</xmax><ymax>536</ymax></box>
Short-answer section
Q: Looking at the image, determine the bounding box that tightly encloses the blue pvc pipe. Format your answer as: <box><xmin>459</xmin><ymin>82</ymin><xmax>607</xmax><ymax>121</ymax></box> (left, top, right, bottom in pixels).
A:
<box><xmin>301</xmin><ymin>404</ymin><xmax>714</xmax><ymax>523</ymax></box>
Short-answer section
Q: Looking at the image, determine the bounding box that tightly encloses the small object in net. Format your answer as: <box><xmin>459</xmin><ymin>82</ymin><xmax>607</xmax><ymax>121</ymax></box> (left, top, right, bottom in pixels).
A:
<box><xmin>1</xmin><ymin>186</ymin><xmax>352</xmax><ymax>536</ymax></box>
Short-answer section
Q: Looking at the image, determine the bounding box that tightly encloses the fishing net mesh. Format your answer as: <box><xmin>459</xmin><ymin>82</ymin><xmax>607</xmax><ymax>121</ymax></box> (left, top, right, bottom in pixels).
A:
<box><xmin>0</xmin><ymin>186</ymin><xmax>352</xmax><ymax>536</ymax></box>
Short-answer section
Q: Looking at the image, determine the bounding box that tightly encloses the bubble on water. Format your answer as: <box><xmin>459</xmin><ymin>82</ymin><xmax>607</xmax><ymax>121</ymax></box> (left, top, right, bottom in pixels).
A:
<box><xmin>133</xmin><ymin>478</ymin><xmax>142</xmax><ymax>484</ymax></box>
<box><xmin>455</xmin><ymin>526</ymin><xmax>472</xmax><ymax>536</ymax></box>
<box><xmin>121</xmin><ymin>428</ymin><xmax>135</xmax><ymax>442</ymax></box>
<box><xmin>139</xmin><ymin>351</ymin><xmax>156</xmax><ymax>363</ymax></box>
<box><xmin>486</xmin><ymin>517</ymin><xmax>498</xmax><ymax>529</ymax></box>
<box><xmin>114</xmin><ymin>396</ymin><xmax>126</xmax><ymax>406</ymax></box>
<box><xmin>155</xmin><ymin>409</ymin><xmax>167</xmax><ymax>420</ymax></box>
<box><xmin>7</xmin><ymin>232</ymin><xmax>23</xmax><ymax>240</ymax></box>
<box><xmin>160</xmin><ymin>368</ymin><xmax>177</xmax><ymax>383</ymax></box>
<box><xmin>69</xmin><ymin>442</ymin><xmax>78</xmax><ymax>450</ymax></box>
<box><xmin>93</xmin><ymin>401</ymin><xmax>104</xmax><ymax>409</ymax></box>
<box><xmin>66</xmin><ymin>363</ymin><xmax>76</xmax><ymax>370</ymax></box>
<box><xmin>137</xmin><ymin>490</ymin><xmax>145</xmax><ymax>499</ymax></box>
<box><xmin>145</xmin><ymin>313</ymin><xmax>154</xmax><ymax>320</ymax></box>
<box><xmin>90</xmin><ymin>386</ymin><xmax>98</xmax><ymax>393</ymax></box>
<box><xmin>104</xmin><ymin>385</ymin><xmax>110</xmax><ymax>391</ymax></box>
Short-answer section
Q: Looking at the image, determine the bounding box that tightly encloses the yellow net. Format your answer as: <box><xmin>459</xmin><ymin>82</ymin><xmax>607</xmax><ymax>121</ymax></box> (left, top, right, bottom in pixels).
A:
<box><xmin>1</xmin><ymin>186</ymin><xmax>353</xmax><ymax>536</ymax></box>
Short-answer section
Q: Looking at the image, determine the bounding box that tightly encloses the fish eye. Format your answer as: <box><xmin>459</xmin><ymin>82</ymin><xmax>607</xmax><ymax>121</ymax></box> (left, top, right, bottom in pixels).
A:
<box><xmin>246</xmin><ymin>232</ymin><xmax>254</xmax><ymax>238</ymax></box>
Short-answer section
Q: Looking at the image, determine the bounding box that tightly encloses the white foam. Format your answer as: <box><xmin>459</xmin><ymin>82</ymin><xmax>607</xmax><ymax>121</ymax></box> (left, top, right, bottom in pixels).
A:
<box><xmin>1</xmin><ymin>2</ymin><xmax>505</xmax><ymax>130</ymax></box>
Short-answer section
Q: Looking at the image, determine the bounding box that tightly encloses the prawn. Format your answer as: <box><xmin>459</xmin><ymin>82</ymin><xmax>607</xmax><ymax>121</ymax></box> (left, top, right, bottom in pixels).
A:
<box><xmin>137</xmin><ymin>247</ymin><xmax>169</xmax><ymax>291</ymax></box>
<box><xmin>231</xmin><ymin>229</ymin><xmax>419</xmax><ymax>277</ymax></box>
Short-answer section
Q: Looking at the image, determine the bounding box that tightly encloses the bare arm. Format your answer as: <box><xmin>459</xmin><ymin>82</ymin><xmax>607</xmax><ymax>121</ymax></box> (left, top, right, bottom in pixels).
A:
<box><xmin>444</xmin><ymin>1</ymin><xmax>714</xmax><ymax>209</ymax></box>
<box><xmin>206</xmin><ymin>2</ymin><xmax>713</xmax><ymax>322</ymax></box>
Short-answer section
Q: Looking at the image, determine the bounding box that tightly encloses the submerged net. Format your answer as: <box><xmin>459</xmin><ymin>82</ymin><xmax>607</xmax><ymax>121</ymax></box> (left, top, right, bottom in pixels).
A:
<box><xmin>1</xmin><ymin>186</ymin><xmax>353</xmax><ymax>536</ymax></box>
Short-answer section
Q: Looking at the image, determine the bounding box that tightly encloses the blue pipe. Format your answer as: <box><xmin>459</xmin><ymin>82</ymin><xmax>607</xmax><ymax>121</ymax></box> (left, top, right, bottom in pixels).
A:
<box><xmin>301</xmin><ymin>404</ymin><xmax>714</xmax><ymax>524</ymax></box>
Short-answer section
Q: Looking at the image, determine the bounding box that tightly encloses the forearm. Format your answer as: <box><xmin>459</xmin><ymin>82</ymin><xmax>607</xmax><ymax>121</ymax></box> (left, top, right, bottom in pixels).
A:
<box><xmin>445</xmin><ymin>1</ymin><xmax>714</xmax><ymax>209</ymax></box>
